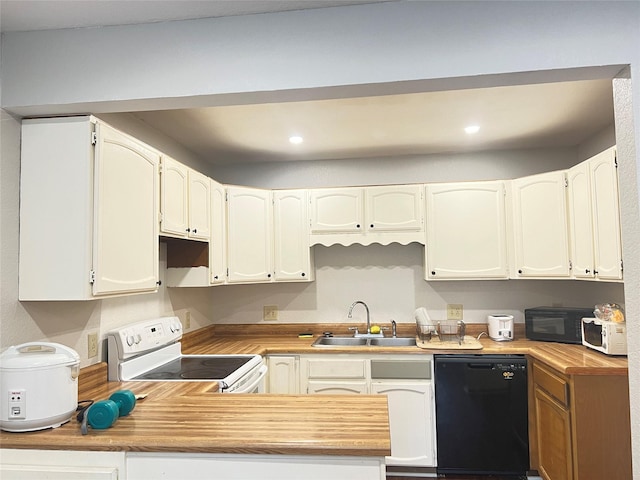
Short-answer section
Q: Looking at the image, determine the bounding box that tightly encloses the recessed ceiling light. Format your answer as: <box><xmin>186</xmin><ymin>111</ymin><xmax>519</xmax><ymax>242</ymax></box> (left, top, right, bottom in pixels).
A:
<box><xmin>464</xmin><ymin>125</ymin><xmax>480</xmax><ymax>134</ymax></box>
<box><xmin>289</xmin><ymin>135</ymin><xmax>304</xmax><ymax>144</ymax></box>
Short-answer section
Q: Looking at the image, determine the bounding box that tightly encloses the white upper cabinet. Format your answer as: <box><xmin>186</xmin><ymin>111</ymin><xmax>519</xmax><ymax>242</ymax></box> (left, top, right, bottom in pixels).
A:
<box><xmin>367</xmin><ymin>185</ymin><xmax>424</xmax><ymax>232</ymax></box>
<box><xmin>160</xmin><ymin>156</ymin><xmax>210</xmax><ymax>241</ymax></box>
<box><xmin>511</xmin><ymin>170</ymin><xmax>571</xmax><ymax>278</ymax></box>
<box><xmin>310</xmin><ymin>185</ymin><xmax>424</xmax><ymax>246</ymax></box>
<box><xmin>425</xmin><ymin>181</ymin><xmax>508</xmax><ymax>280</ymax></box>
<box><xmin>273</xmin><ymin>190</ymin><xmax>314</xmax><ymax>282</ymax></box>
<box><xmin>567</xmin><ymin>161</ymin><xmax>595</xmax><ymax>278</ymax></box>
<box><xmin>310</xmin><ymin>187</ymin><xmax>364</xmax><ymax>234</ymax></box>
<box><xmin>568</xmin><ymin>147</ymin><xmax>622</xmax><ymax>281</ymax></box>
<box><xmin>19</xmin><ymin>116</ymin><xmax>160</xmax><ymax>300</ymax></box>
<box><xmin>209</xmin><ymin>179</ymin><xmax>227</xmax><ymax>285</ymax></box>
<box><xmin>226</xmin><ymin>186</ymin><xmax>273</xmax><ymax>283</ymax></box>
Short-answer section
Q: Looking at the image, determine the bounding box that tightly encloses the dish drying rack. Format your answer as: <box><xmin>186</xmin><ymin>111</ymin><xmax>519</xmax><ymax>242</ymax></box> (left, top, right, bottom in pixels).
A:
<box><xmin>417</xmin><ymin>320</ymin><xmax>466</xmax><ymax>345</ymax></box>
<box><xmin>414</xmin><ymin>307</ymin><xmax>484</xmax><ymax>350</ymax></box>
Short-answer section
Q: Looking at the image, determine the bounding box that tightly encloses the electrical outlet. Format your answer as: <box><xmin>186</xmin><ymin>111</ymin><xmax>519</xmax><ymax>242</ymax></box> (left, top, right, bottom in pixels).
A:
<box><xmin>185</xmin><ymin>311</ymin><xmax>191</xmax><ymax>329</ymax></box>
<box><xmin>447</xmin><ymin>304</ymin><xmax>463</xmax><ymax>320</ymax></box>
<box><xmin>263</xmin><ymin>305</ymin><xmax>279</xmax><ymax>321</ymax></box>
<box><xmin>87</xmin><ymin>332</ymin><xmax>99</xmax><ymax>358</ymax></box>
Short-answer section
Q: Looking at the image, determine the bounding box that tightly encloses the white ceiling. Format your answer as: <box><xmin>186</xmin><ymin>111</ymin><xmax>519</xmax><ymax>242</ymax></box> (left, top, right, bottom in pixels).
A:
<box><xmin>132</xmin><ymin>79</ymin><xmax>614</xmax><ymax>165</ymax></box>
<box><xmin>1</xmin><ymin>1</ymin><xmax>615</xmax><ymax>166</ymax></box>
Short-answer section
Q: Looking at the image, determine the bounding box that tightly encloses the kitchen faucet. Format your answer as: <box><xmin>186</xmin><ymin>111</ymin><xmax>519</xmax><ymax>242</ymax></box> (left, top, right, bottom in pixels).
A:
<box><xmin>348</xmin><ymin>300</ymin><xmax>371</xmax><ymax>335</ymax></box>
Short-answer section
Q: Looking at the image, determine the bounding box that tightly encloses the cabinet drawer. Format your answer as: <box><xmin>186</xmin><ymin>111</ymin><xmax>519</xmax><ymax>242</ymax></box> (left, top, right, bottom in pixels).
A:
<box><xmin>533</xmin><ymin>362</ymin><xmax>569</xmax><ymax>406</ymax></box>
<box><xmin>307</xmin><ymin>359</ymin><xmax>367</xmax><ymax>379</ymax></box>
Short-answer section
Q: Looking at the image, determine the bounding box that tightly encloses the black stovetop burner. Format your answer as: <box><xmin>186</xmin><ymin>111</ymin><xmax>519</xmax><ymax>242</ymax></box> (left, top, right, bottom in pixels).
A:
<box><xmin>133</xmin><ymin>356</ymin><xmax>255</xmax><ymax>380</ymax></box>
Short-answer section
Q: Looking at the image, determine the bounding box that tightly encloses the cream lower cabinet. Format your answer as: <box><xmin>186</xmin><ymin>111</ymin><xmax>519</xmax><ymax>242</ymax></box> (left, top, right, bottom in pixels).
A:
<box><xmin>267</xmin><ymin>355</ymin><xmax>300</xmax><ymax>394</ymax></box>
<box><xmin>19</xmin><ymin>116</ymin><xmax>160</xmax><ymax>300</ymax></box>
<box><xmin>303</xmin><ymin>357</ymin><xmax>369</xmax><ymax>394</ymax></box>
<box><xmin>0</xmin><ymin>449</ymin><xmax>125</xmax><ymax>479</ymax></box>
<box><xmin>511</xmin><ymin>170</ymin><xmax>570</xmax><ymax>278</ymax></box>
<box><xmin>370</xmin><ymin>381</ymin><xmax>435</xmax><ymax>467</ymax></box>
<box><xmin>127</xmin><ymin>453</ymin><xmax>385</xmax><ymax>480</ymax></box>
<box><xmin>300</xmin><ymin>355</ymin><xmax>436</xmax><ymax>468</ymax></box>
<box><xmin>425</xmin><ymin>181</ymin><xmax>508</xmax><ymax>280</ymax></box>
<box><xmin>567</xmin><ymin>147</ymin><xmax>622</xmax><ymax>281</ymax></box>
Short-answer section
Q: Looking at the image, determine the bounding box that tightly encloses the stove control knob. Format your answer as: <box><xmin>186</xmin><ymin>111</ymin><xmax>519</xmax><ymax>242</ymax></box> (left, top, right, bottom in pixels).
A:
<box><xmin>126</xmin><ymin>335</ymin><xmax>135</xmax><ymax>347</ymax></box>
<box><xmin>135</xmin><ymin>334</ymin><xmax>142</xmax><ymax>344</ymax></box>
<box><xmin>170</xmin><ymin>321</ymin><xmax>181</xmax><ymax>333</ymax></box>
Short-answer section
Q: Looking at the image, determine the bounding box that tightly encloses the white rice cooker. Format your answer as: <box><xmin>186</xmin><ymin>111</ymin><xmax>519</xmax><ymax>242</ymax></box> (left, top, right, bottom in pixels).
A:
<box><xmin>0</xmin><ymin>342</ymin><xmax>80</xmax><ymax>432</ymax></box>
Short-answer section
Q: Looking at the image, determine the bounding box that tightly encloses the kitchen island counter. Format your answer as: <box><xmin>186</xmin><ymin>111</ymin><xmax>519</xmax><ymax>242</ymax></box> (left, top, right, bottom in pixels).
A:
<box><xmin>0</xmin><ymin>363</ymin><xmax>390</xmax><ymax>457</ymax></box>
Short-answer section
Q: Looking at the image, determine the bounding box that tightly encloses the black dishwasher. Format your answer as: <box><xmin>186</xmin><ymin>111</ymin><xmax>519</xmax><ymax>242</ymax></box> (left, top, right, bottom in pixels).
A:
<box><xmin>434</xmin><ymin>354</ymin><xmax>529</xmax><ymax>477</ymax></box>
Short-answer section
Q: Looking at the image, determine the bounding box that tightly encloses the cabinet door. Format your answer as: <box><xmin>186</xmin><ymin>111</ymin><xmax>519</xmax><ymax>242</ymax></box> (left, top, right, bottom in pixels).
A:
<box><xmin>227</xmin><ymin>186</ymin><xmax>272</xmax><ymax>283</ymax></box>
<box><xmin>306</xmin><ymin>380</ymin><xmax>368</xmax><ymax>394</ymax></box>
<box><xmin>93</xmin><ymin>123</ymin><xmax>159</xmax><ymax>295</ymax></box>
<box><xmin>267</xmin><ymin>356</ymin><xmax>299</xmax><ymax>394</ymax></box>
<box><xmin>273</xmin><ymin>190</ymin><xmax>313</xmax><ymax>281</ymax></box>
<box><xmin>535</xmin><ymin>387</ymin><xmax>574</xmax><ymax>480</ymax></box>
<box><xmin>366</xmin><ymin>185</ymin><xmax>423</xmax><ymax>232</ymax></box>
<box><xmin>371</xmin><ymin>381</ymin><xmax>435</xmax><ymax>467</ymax></box>
<box><xmin>512</xmin><ymin>171</ymin><xmax>570</xmax><ymax>277</ymax></box>
<box><xmin>209</xmin><ymin>180</ymin><xmax>226</xmax><ymax>285</ymax></box>
<box><xmin>425</xmin><ymin>181</ymin><xmax>508</xmax><ymax>279</ymax></box>
<box><xmin>160</xmin><ymin>155</ymin><xmax>189</xmax><ymax>237</ymax></box>
<box><xmin>567</xmin><ymin>162</ymin><xmax>595</xmax><ymax>279</ymax></box>
<box><xmin>310</xmin><ymin>188</ymin><xmax>364</xmax><ymax>233</ymax></box>
<box><xmin>187</xmin><ymin>170</ymin><xmax>211</xmax><ymax>241</ymax></box>
<box><xmin>590</xmin><ymin>147</ymin><xmax>622</xmax><ymax>280</ymax></box>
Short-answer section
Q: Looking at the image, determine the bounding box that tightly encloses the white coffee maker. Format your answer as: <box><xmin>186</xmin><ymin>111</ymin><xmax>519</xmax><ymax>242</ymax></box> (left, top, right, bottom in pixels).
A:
<box><xmin>488</xmin><ymin>314</ymin><xmax>514</xmax><ymax>341</ymax></box>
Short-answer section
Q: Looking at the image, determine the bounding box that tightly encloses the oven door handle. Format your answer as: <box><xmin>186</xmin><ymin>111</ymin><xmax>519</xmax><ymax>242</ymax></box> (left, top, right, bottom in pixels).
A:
<box><xmin>226</xmin><ymin>364</ymin><xmax>268</xmax><ymax>393</ymax></box>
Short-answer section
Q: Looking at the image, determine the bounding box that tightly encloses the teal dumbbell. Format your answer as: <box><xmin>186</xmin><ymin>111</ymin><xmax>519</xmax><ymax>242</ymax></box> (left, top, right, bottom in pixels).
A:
<box><xmin>86</xmin><ymin>390</ymin><xmax>136</xmax><ymax>430</ymax></box>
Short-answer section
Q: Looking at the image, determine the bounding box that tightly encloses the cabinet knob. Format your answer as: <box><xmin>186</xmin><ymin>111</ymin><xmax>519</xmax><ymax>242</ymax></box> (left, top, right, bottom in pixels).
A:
<box><xmin>370</xmin><ymin>224</ymin><xmax>374</xmax><ymax>228</ymax></box>
<box><xmin>518</xmin><ymin>269</ymin><xmax>523</xmax><ymax>274</ymax></box>
<box><xmin>585</xmin><ymin>269</ymin><xmax>591</xmax><ymax>274</ymax></box>
<box><xmin>156</xmin><ymin>280</ymin><xmax>162</xmax><ymax>286</ymax></box>
<box><xmin>431</xmin><ymin>271</ymin><xmax>436</xmax><ymax>276</ymax></box>
<box><xmin>301</xmin><ymin>272</ymin><xmax>306</xmax><ymax>277</ymax></box>
<box><xmin>186</xmin><ymin>228</ymin><xmax>191</xmax><ymax>232</ymax></box>
<box><xmin>594</xmin><ymin>270</ymin><xmax>598</xmax><ymax>275</ymax></box>
<box><xmin>267</xmin><ymin>273</ymin><xmax>272</xmax><ymax>278</ymax></box>
<box><xmin>214</xmin><ymin>275</ymin><xmax>219</xmax><ymax>280</ymax></box>
<box><xmin>356</xmin><ymin>224</ymin><xmax>361</xmax><ymax>229</ymax></box>
<box><xmin>193</xmin><ymin>228</ymin><xmax>197</xmax><ymax>234</ymax></box>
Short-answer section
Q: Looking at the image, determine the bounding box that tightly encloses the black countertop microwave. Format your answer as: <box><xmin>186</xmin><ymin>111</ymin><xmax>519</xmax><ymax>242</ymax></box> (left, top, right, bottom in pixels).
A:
<box><xmin>524</xmin><ymin>306</ymin><xmax>594</xmax><ymax>344</ymax></box>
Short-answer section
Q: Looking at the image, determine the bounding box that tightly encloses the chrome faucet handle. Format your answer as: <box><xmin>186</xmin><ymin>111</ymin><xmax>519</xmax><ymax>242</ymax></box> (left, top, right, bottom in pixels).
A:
<box><xmin>390</xmin><ymin>319</ymin><xmax>397</xmax><ymax>338</ymax></box>
<box><xmin>348</xmin><ymin>326</ymin><xmax>360</xmax><ymax>336</ymax></box>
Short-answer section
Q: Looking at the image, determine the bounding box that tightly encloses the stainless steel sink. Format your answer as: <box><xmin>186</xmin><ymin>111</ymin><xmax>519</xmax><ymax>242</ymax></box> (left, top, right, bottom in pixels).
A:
<box><xmin>312</xmin><ymin>337</ymin><xmax>369</xmax><ymax>347</ymax></box>
<box><xmin>369</xmin><ymin>337</ymin><xmax>417</xmax><ymax>347</ymax></box>
<box><xmin>311</xmin><ymin>336</ymin><xmax>416</xmax><ymax>347</ymax></box>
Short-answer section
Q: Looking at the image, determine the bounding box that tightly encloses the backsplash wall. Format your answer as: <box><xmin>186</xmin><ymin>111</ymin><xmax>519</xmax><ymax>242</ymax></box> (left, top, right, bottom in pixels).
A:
<box><xmin>207</xmin><ymin>243</ymin><xmax>625</xmax><ymax>328</ymax></box>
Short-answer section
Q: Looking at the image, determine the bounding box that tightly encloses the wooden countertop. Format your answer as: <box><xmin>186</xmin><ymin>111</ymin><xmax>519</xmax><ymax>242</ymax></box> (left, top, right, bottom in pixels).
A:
<box><xmin>2</xmin><ymin>322</ymin><xmax>626</xmax><ymax>455</ymax></box>
<box><xmin>1</xmin><ymin>363</ymin><xmax>390</xmax><ymax>456</ymax></box>
<box><xmin>184</xmin><ymin>323</ymin><xmax>629</xmax><ymax>376</ymax></box>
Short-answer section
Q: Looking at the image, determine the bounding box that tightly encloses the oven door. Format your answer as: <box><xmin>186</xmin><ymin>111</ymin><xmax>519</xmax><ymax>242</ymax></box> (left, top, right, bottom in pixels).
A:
<box><xmin>223</xmin><ymin>364</ymin><xmax>268</xmax><ymax>393</ymax></box>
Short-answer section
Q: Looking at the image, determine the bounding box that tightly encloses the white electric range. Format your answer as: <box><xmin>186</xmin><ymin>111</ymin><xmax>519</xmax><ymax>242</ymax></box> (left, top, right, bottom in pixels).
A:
<box><xmin>107</xmin><ymin>317</ymin><xmax>267</xmax><ymax>393</ymax></box>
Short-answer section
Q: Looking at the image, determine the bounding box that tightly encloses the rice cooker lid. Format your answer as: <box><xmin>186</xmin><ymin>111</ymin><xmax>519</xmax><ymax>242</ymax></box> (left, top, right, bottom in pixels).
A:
<box><xmin>0</xmin><ymin>342</ymin><xmax>80</xmax><ymax>370</ymax></box>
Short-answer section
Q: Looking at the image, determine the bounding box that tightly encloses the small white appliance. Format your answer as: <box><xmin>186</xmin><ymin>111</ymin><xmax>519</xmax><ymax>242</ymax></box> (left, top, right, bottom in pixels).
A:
<box><xmin>488</xmin><ymin>314</ymin><xmax>514</xmax><ymax>342</ymax></box>
<box><xmin>581</xmin><ymin>317</ymin><xmax>627</xmax><ymax>355</ymax></box>
<box><xmin>107</xmin><ymin>317</ymin><xmax>267</xmax><ymax>393</ymax></box>
<box><xmin>0</xmin><ymin>342</ymin><xmax>80</xmax><ymax>432</ymax></box>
